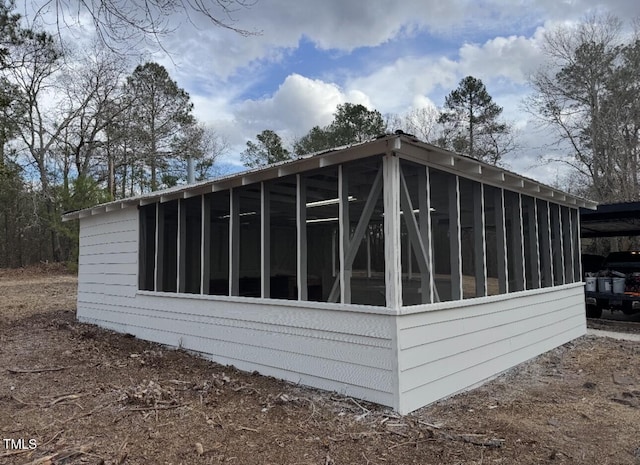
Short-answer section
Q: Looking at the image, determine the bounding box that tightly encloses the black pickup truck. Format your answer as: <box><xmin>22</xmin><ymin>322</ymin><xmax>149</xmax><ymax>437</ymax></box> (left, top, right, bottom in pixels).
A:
<box><xmin>584</xmin><ymin>251</ymin><xmax>640</xmax><ymax>318</ymax></box>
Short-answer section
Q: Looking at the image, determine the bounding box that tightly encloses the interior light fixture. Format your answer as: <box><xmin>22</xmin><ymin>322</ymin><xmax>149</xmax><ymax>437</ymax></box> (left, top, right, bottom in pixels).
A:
<box><xmin>306</xmin><ymin>196</ymin><xmax>355</xmax><ymax>208</ymax></box>
<box><xmin>217</xmin><ymin>212</ymin><xmax>257</xmax><ymax>219</ymax></box>
<box><xmin>382</xmin><ymin>208</ymin><xmax>436</xmax><ymax>216</ymax></box>
<box><xmin>306</xmin><ymin>217</ymin><xmax>339</xmax><ymax>224</ymax></box>
<box><xmin>404</xmin><ymin>208</ymin><xmax>437</xmax><ymax>213</ymax></box>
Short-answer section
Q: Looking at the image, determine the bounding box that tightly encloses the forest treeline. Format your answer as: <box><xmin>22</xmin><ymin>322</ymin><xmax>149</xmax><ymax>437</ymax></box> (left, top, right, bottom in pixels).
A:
<box><xmin>0</xmin><ymin>3</ymin><xmax>226</xmax><ymax>267</ymax></box>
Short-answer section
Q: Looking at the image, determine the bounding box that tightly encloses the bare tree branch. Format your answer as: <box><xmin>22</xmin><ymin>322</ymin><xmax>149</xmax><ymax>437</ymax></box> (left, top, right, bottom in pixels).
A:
<box><xmin>26</xmin><ymin>0</ymin><xmax>260</xmax><ymax>55</ymax></box>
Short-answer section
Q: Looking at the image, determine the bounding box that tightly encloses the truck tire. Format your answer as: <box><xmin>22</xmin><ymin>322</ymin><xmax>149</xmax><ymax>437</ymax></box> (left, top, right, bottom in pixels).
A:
<box><xmin>586</xmin><ymin>304</ymin><xmax>602</xmax><ymax>319</ymax></box>
<box><xmin>622</xmin><ymin>301</ymin><xmax>637</xmax><ymax>315</ymax></box>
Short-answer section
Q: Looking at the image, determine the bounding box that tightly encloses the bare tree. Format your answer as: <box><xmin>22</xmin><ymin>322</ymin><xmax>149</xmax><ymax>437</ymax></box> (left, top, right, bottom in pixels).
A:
<box><xmin>33</xmin><ymin>0</ymin><xmax>259</xmax><ymax>52</ymax></box>
<box><xmin>8</xmin><ymin>28</ymin><xmax>116</xmax><ymax>260</ymax></box>
<box><xmin>527</xmin><ymin>14</ymin><xmax>640</xmax><ymax>202</ymax></box>
<box><xmin>11</xmin><ymin>29</ymin><xmax>65</xmax><ymax>194</ymax></box>
<box><xmin>397</xmin><ymin>105</ymin><xmax>441</xmax><ymax>143</ymax></box>
<box><xmin>55</xmin><ymin>45</ymin><xmax>129</xmax><ymax>188</ymax></box>
<box><xmin>0</xmin><ymin>1</ymin><xmax>232</xmax><ymax>265</ymax></box>
<box><xmin>172</xmin><ymin>122</ymin><xmax>229</xmax><ymax>181</ymax></box>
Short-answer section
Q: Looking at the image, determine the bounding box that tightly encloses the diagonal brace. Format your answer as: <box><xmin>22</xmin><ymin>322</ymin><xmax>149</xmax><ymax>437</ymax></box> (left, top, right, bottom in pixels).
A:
<box><xmin>328</xmin><ymin>166</ymin><xmax>383</xmax><ymax>303</ymax></box>
<box><xmin>399</xmin><ymin>169</ymin><xmax>437</xmax><ymax>303</ymax></box>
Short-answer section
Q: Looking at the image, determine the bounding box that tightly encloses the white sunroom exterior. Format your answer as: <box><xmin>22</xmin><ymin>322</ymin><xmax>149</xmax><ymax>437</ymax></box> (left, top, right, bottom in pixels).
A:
<box><xmin>64</xmin><ymin>134</ymin><xmax>596</xmax><ymax>414</ymax></box>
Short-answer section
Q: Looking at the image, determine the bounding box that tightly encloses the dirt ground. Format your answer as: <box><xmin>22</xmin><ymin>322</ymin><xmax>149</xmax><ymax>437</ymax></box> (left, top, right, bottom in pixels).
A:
<box><xmin>1</xmin><ymin>268</ymin><xmax>640</xmax><ymax>465</ymax></box>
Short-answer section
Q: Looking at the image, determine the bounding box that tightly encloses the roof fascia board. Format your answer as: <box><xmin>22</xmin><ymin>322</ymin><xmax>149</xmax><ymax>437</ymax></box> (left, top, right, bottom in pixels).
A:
<box><xmin>523</xmin><ymin>181</ymin><xmax>541</xmax><ymax>193</ymax></box>
<box><xmin>183</xmin><ymin>186</ymin><xmax>214</xmax><ymax>198</ymax></box>
<box><xmin>160</xmin><ymin>193</ymin><xmax>181</xmax><ymax>203</ymax></box>
<box><xmin>62</xmin><ymin>135</ymin><xmax>597</xmax><ymax>221</ymax></box>
<box><xmin>454</xmin><ymin>157</ymin><xmax>482</xmax><ymax>175</ymax></box>
<box><xmin>65</xmin><ymin>137</ymin><xmax>392</xmax><ymax>221</ymax></box>
<box><xmin>395</xmin><ymin>138</ymin><xmax>596</xmax><ymax>209</ymax></box>
<box><xmin>504</xmin><ymin>174</ymin><xmax>525</xmax><ymax>188</ymax></box>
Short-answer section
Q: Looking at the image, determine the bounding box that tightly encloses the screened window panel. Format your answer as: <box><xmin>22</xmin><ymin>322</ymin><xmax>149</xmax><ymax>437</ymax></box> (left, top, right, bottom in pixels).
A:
<box><xmin>429</xmin><ymin>168</ymin><xmax>456</xmax><ymax>302</ymax></box>
<box><xmin>304</xmin><ymin>167</ymin><xmax>339</xmax><ymax>303</ymax></box>
<box><xmin>345</xmin><ymin>158</ymin><xmax>385</xmax><ymax>306</ymax></box>
<box><xmin>459</xmin><ymin>178</ymin><xmax>483</xmax><ymax>298</ymax></box>
<box><xmin>207</xmin><ymin>191</ymin><xmax>230</xmax><ymax>296</ymax></box>
<box><xmin>504</xmin><ymin>191</ymin><xmax>524</xmax><ymax>292</ymax></box>
<box><xmin>182</xmin><ymin>196</ymin><xmax>202</xmax><ymax>294</ymax></box>
<box><xmin>400</xmin><ymin>160</ymin><xmax>431</xmax><ymax>305</ymax></box>
<box><xmin>571</xmin><ymin>208</ymin><xmax>581</xmax><ymax>282</ymax></box>
<box><xmin>138</xmin><ymin>204</ymin><xmax>156</xmax><ymax>291</ymax></box>
<box><xmin>238</xmin><ymin>186</ymin><xmax>262</xmax><ymax>297</ymax></box>
<box><xmin>536</xmin><ymin>199</ymin><xmax>553</xmax><ymax>288</ymax></box>
<box><xmin>159</xmin><ymin>200</ymin><xmax>178</xmax><ymax>292</ymax></box>
<box><xmin>483</xmin><ymin>185</ymin><xmax>504</xmax><ymax>295</ymax></box>
<box><xmin>268</xmin><ymin>177</ymin><xmax>297</xmax><ymax>300</ymax></box>
<box><xmin>549</xmin><ymin>203</ymin><xmax>564</xmax><ymax>286</ymax></box>
<box><xmin>561</xmin><ymin>206</ymin><xmax>574</xmax><ymax>284</ymax></box>
<box><xmin>521</xmin><ymin>195</ymin><xmax>540</xmax><ymax>290</ymax></box>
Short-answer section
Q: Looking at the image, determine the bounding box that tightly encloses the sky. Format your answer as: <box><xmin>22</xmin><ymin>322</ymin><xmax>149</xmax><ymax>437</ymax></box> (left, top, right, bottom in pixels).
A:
<box><xmin>21</xmin><ymin>0</ymin><xmax>640</xmax><ymax>186</ymax></box>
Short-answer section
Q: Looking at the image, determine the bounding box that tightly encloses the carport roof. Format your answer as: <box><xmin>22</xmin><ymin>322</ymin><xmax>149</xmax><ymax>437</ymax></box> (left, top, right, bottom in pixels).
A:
<box><xmin>580</xmin><ymin>202</ymin><xmax>640</xmax><ymax>238</ymax></box>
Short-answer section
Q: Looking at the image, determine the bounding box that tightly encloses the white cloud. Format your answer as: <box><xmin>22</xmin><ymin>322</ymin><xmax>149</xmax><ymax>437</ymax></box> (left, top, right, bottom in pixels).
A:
<box><xmin>160</xmin><ymin>0</ymin><xmax>640</xmax><ymax>82</ymax></box>
<box><xmin>344</xmin><ymin>56</ymin><xmax>459</xmax><ymax>115</ymax></box>
<box><xmin>202</xmin><ymin>73</ymin><xmax>374</xmax><ymax>166</ymax></box>
<box><xmin>233</xmin><ymin>73</ymin><xmax>371</xmax><ymax>139</ymax></box>
<box><xmin>458</xmin><ymin>33</ymin><xmax>545</xmax><ymax>84</ymax></box>
<box><xmin>27</xmin><ymin>0</ymin><xmax>640</xmax><ymax>185</ymax></box>
<box><xmin>156</xmin><ymin>0</ymin><xmax>527</xmax><ymax>80</ymax></box>
<box><xmin>190</xmin><ymin>28</ymin><xmax>554</xmax><ymax>174</ymax></box>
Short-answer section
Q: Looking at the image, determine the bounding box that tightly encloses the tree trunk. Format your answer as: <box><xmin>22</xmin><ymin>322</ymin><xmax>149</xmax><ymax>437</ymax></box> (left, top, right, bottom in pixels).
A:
<box><xmin>108</xmin><ymin>147</ymin><xmax>115</xmax><ymax>200</ymax></box>
<box><xmin>468</xmin><ymin>101</ymin><xmax>474</xmax><ymax>158</ymax></box>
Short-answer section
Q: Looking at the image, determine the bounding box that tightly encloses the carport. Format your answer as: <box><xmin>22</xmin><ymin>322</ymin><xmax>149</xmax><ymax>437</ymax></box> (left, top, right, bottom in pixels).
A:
<box><xmin>580</xmin><ymin>201</ymin><xmax>640</xmax><ymax>319</ymax></box>
<box><xmin>580</xmin><ymin>202</ymin><xmax>640</xmax><ymax>238</ymax></box>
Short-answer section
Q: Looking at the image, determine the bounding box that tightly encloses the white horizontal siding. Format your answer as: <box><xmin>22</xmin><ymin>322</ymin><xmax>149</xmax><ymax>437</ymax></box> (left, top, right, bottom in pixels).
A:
<box><xmin>79</xmin><ymin>252</ymin><xmax>138</xmax><ymax>266</ymax></box>
<box><xmin>79</xmin><ymin>283</ymin><xmax>137</xmax><ymax>298</ymax></box>
<box><xmin>78</xmin><ymin>292</ymin><xmax>393</xmax><ymax>335</ymax></box>
<box><xmin>79</xmin><ymin>214</ymin><xmax>137</xmax><ymax>237</ymax></box>
<box><xmin>76</xmin><ymin>206</ymin><xmax>396</xmax><ymax>407</ymax></box>
<box><xmin>396</xmin><ymin>284</ymin><xmax>586</xmax><ymax>414</ymax></box>
<box><xmin>80</xmin><ymin>241</ymin><xmax>137</xmax><ymax>255</ymax></box>
<box><xmin>79</xmin><ymin>263</ymin><xmax>138</xmax><ymax>276</ymax></box>
<box><xmin>79</xmin><ymin>304</ymin><xmax>392</xmax><ymax>379</ymax></box>
<box><xmin>78</xmin><ymin>296</ymin><xmax>395</xmax><ymax>406</ymax></box>
<box><xmin>80</xmin><ymin>232</ymin><xmax>137</xmax><ymax>247</ymax></box>
<box><xmin>77</xmin><ymin>208</ymin><xmax>139</xmax><ymax>302</ymax></box>
<box><xmin>76</xmin><ymin>206</ymin><xmax>586</xmax><ymax>413</ymax></box>
<box><xmin>79</xmin><ymin>272</ymin><xmax>136</xmax><ymax>286</ymax></box>
<box><xmin>79</xmin><ymin>303</ymin><xmax>392</xmax><ymax>355</ymax></box>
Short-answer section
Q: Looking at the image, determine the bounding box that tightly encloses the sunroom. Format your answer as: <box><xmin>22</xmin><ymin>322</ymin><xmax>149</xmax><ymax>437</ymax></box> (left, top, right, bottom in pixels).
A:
<box><xmin>64</xmin><ymin>134</ymin><xmax>595</xmax><ymax>414</ymax></box>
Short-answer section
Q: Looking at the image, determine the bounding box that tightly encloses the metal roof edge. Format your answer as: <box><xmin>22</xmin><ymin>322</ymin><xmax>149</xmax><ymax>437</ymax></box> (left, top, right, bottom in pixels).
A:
<box><xmin>62</xmin><ymin>134</ymin><xmax>597</xmax><ymax>221</ymax></box>
<box><xmin>62</xmin><ymin>136</ymin><xmax>396</xmax><ymax>221</ymax></box>
<box><xmin>396</xmin><ymin>136</ymin><xmax>598</xmax><ymax>210</ymax></box>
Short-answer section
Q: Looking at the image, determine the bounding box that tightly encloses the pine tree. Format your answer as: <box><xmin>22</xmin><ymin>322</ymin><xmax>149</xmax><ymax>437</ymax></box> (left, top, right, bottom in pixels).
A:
<box><xmin>294</xmin><ymin>103</ymin><xmax>385</xmax><ymax>155</ymax></box>
<box><xmin>123</xmin><ymin>62</ymin><xmax>195</xmax><ymax>191</ymax></box>
<box><xmin>241</xmin><ymin>129</ymin><xmax>291</xmax><ymax>168</ymax></box>
<box><xmin>438</xmin><ymin>76</ymin><xmax>512</xmax><ymax>164</ymax></box>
